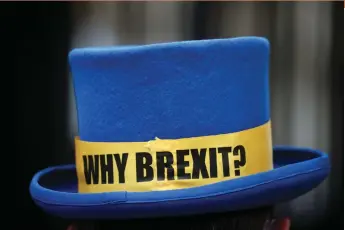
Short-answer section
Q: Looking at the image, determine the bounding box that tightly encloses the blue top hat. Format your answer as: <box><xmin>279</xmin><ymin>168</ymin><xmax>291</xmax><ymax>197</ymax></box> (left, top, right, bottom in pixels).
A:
<box><xmin>29</xmin><ymin>37</ymin><xmax>330</xmax><ymax>220</ymax></box>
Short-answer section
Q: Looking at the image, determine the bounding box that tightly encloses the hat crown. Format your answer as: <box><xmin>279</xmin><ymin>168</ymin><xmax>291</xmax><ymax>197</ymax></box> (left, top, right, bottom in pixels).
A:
<box><xmin>69</xmin><ymin>37</ymin><xmax>270</xmax><ymax>142</ymax></box>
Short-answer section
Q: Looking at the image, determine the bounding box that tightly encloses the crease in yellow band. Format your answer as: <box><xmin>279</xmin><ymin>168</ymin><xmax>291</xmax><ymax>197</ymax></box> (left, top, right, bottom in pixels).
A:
<box><xmin>75</xmin><ymin>121</ymin><xmax>273</xmax><ymax>193</ymax></box>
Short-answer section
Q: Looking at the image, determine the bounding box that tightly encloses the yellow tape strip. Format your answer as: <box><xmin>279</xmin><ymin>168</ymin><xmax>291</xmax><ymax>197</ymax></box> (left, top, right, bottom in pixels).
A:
<box><xmin>75</xmin><ymin>121</ymin><xmax>273</xmax><ymax>193</ymax></box>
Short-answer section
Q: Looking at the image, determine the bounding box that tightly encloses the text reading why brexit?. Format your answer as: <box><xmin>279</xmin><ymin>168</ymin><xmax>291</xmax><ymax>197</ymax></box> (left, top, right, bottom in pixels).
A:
<box><xmin>82</xmin><ymin>145</ymin><xmax>247</xmax><ymax>185</ymax></box>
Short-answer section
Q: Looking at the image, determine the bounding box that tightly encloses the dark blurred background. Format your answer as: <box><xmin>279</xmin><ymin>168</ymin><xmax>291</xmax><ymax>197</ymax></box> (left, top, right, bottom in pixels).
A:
<box><xmin>14</xmin><ymin>1</ymin><xmax>343</xmax><ymax>230</ymax></box>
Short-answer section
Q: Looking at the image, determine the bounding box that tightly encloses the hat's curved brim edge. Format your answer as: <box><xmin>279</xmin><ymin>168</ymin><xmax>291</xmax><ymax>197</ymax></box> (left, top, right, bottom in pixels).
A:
<box><xmin>30</xmin><ymin>146</ymin><xmax>330</xmax><ymax>219</ymax></box>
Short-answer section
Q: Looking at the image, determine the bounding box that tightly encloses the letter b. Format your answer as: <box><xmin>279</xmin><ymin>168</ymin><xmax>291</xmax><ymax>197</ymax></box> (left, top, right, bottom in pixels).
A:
<box><xmin>136</xmin><ymin>152</ymin><xmax>154</xmax><ymax>182</ymax></box>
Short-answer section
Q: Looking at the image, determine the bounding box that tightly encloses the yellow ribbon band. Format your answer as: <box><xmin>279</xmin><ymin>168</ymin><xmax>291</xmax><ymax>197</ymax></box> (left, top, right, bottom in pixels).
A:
<box><xmin>75</xmin><ymin>121</ymin><xmax>273</xmax><ymax>193</ymax></box>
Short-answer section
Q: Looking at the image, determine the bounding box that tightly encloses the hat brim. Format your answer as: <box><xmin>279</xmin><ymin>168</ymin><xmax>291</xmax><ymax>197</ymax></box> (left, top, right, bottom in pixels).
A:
<box><xmin>30</xmin><ymin>146</ymin><xmax>330</xmax><ymax>220</ymax></box>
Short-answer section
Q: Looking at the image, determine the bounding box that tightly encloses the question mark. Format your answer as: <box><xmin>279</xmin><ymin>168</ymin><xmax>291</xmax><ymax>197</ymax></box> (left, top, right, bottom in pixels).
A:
<box><xmin>233</xmin><ymin>145</ymin><xmax>246</xmax><ymax>176</ymax></box>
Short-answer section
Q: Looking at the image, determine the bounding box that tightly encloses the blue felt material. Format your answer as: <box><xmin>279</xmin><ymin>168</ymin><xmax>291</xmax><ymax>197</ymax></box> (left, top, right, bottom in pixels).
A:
<box><xmin>29</xmin><ymin>37</ymin><xmax>331</xmax><ymax>219</ymax></box>
<box><xmin>69</xmin><ymin>37</ymin><xmax>270</xmax><ymax>142</ymax></box>
<box><xmin>30</xmin><ymin>146</ymin><xmax>330</xmax><ymax>219</ymax></box>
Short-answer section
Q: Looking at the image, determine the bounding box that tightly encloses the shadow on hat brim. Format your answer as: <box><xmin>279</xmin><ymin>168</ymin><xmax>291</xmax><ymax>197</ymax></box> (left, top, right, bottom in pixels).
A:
<box><xmin>30</xmin><ymin>146</ymin><xmax>330</xmax><ymax>220</ymax></box>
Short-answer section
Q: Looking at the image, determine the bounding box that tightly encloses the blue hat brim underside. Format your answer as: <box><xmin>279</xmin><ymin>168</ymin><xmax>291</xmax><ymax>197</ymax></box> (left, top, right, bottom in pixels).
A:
<box><xmin>30</xmin><ymin>146</ymin><xmax>330</xmax><ymax>220</ymax></box>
